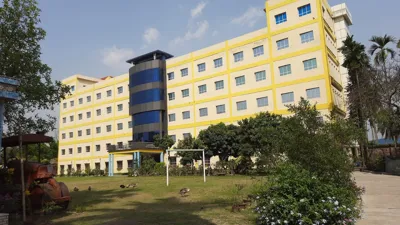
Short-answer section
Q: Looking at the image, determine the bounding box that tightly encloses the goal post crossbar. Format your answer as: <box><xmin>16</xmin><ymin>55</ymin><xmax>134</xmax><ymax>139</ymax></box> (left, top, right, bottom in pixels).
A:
<box><xmin>165</xmin><ymin>149</ymin><xmax>206</xmax><ymax>186</ymax></box>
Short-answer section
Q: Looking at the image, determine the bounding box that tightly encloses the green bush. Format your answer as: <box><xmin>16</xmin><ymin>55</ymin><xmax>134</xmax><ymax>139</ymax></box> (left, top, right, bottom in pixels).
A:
<box><xmin>255</xmin><ymin>163</ymin><xmax>363</xmax><ymax>225</ymax></box>
<box><xmin>366</xmin><ymin>155</ymin><xmax>385</xmax><ymax>172</ymax></box>
<box><xmin>138</xmin><ymin>155</ymin><xmax>157</xmax><ymax>175</ymax></box>
<box><xmin>154</xmin><ymin>162</ymin><xmax>166</xmax><ymax>175</ymax></box>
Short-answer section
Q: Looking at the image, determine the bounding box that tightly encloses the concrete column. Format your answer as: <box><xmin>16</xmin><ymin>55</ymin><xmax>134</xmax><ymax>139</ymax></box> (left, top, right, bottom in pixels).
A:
<box><xmin>137</xmin><ymin>152</ymin><xmax>141</xmax><ymax>168</ymax></box>
<box><xmin>160</xmin><ymin>152</ymin><xmax>164</xmax><ymax>163</ymax></box>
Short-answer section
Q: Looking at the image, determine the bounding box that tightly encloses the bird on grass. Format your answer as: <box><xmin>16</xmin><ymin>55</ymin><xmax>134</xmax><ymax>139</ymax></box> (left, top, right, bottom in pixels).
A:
<box><xmin>126</xmin><ymin>183</ymin><xmax>137</xmax><ymax>188</ymax></box>
<box><xmin>120</xmin><ymin>184</ymin><xmax>126</xmax><ymax>189</ymax></box>
<box><xmin>88</xmin><ymin>186</ymin><xmax>92</xmax><ymax>191</ymax></box>
<box><xmin>73</xmin><ymin>187</ymin><xmax>79</xmax><ymax>192</ymax></box>
<box><xmin>179</xmin><ymin>188</ymin><xmax>190</xmax><ymax>197</ymax></box>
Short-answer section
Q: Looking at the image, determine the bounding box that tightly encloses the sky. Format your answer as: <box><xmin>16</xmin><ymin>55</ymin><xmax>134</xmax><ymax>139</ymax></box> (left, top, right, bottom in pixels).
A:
<box><xmin>38</xmin><ymin>0</ymin><xmax>400</xmax><ymax>81</ymax></box>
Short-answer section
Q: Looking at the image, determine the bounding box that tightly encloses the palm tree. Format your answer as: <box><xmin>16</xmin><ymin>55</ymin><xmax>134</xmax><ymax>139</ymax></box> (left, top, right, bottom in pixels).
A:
<box><xmin>339</xmin><ymin>35</ymin><xmax>372</xmax><ymax>166</ymax></box>
<box><xmin>368</xmin><ymin>35</ymin><xmax>396</xmax><ymax>66</ymax></box>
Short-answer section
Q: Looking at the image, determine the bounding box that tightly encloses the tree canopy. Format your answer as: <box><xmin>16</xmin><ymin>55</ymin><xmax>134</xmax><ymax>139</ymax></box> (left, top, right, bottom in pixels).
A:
<box><xmin>0</xmin><ymin>0</ymin><xmax>70</xmax><ymax>135</ymax></box>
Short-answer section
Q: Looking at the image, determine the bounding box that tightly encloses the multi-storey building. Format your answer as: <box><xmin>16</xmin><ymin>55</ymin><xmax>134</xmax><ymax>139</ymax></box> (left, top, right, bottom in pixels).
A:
<box><xmin>58</xmin><ymin>0</ymin><xmax>352</xmax><ymax>174</ymax></box>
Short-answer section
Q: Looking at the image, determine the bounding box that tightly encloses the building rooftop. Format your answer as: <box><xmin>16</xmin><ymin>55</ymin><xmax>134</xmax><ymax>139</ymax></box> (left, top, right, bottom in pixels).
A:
<box><xmin>126</xmin><ymin>50</ymin><xmax>173</xmax><ymax>65</ymax></box>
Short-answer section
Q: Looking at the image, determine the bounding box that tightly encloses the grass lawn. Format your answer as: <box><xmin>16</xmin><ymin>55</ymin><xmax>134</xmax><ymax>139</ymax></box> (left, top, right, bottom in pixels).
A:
<box><xmin>35</xmin><ymin>175</ymin><xmax>263</xmax><ymax>225</ymax></box>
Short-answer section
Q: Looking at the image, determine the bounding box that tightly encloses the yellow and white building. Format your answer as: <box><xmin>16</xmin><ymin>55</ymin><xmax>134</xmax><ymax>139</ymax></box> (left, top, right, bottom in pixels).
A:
<box><xmin>58</xmin><ymin>0</ymin><xmax>352</xmax><ymax>173</ymax></box>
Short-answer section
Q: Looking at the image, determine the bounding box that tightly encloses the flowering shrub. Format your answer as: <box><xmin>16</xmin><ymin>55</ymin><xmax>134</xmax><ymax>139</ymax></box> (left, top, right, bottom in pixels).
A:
<box><xmin>255</xmin><ymin>163</ymin><xmax>363</xmax><ymax>225</ymax></box>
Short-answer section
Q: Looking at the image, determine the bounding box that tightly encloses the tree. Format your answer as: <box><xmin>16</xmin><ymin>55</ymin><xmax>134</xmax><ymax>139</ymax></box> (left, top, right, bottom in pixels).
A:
<box><xmin>198</xmin><ymin>123</ymin><xmax>240</xmax><ymax>162</ymax></box>
<box><xmin>0</xmin><ymin>0</ymin><xmax>70</xmax><ymax>135</ymax></box>
<box><xmin>153</xmin><ymin>134</ymin><xmax>175</xmax><ymax>150</ymax></box>
<box><xmin>175</xmin><ymin>134</ymin><xmax>208</xmax><ymax>166</ymax></box>
<box><xmin>397</xmin><ymin>40</ymin><xmax>400</xmax><ymax>49</ymax></box>
<box><xmin>339</xmin><ymin>35</ymin><xmax>375</xmax><ymax>165</ymax></box>
<box><xmin>368</xmin><ymin>35</ymin><xmax>396</xmax><ymax>66</ymax></box>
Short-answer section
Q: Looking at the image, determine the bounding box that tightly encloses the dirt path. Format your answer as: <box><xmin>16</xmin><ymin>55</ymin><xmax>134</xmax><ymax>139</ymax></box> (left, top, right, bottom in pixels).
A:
<box><xmin>354</xmin><ymin>172</ymin><xmax>400</xmax><ymax>225</ymax></box>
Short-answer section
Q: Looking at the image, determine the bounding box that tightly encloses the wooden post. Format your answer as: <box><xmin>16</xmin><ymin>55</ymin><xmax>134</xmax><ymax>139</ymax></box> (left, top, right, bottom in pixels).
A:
<box><xmin>19</xmin><ymin>126</ymin><xmax>26</xmax><ymax>222</ymax></box>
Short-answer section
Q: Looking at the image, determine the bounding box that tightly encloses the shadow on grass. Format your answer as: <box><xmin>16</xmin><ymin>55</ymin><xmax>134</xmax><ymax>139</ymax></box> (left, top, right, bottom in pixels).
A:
<box><xmin>33</xmin><ymin>189</ymin><xmax>231</xmax><ymax>225</ymax></box>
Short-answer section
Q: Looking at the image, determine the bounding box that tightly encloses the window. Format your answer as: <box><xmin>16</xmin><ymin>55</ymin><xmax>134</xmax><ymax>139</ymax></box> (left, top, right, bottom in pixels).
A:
<box><xmin>198</xmin><ymin>84</ymin><xmax>207</xmax><ymax>94</ymax></box>
<box><xmin>275</xmin><ymin>12</ymin><xmax>287</xmax><ymax>24</ymax></box>
<box><xmin>199</xmin><ymin>108</ymin><xmax>208</xmax><ymax>117</ymax></box>
<box><xmin>79</xmin><ymin>98</ymin><xmax>83</xmax><ymax>104</ymax></box>
<box><xmin>168</xmin><ymin>113</ymin><xmax>176</xmax><ymax>122</ymax></box>
<box><xmin>70</xmin><ymin>115</ymin><xmax>74</xmax><ymax>122</ymax></box>
<box><xmin>117</xmin><ymin>161</ymin><xmax>123</xmax><ymax>170</ymax></box>
<box><xmin>62</xmin><ymin>133</ymin><xmax>66</xmax><ymax>139</ymax></box>
<box><xmin>106</xmin><ymin>125</ymin><xmax>112</xmax><ymax>132</ymax></box>
<box><xmin>277</xmin><ymin>38</ymin><xmax>289</xmax><ymax>50</ymax></box>
<box><xmin>257</xmin><ymin>97</ymin><xmax>269</xmax><ymax>107</ymax></box>
<box><xmin>303</xmin><ymin>58</ymin><xmax>317</xmax><ymax>70</ymax></box>
<box><xmin>182</xmin><ymin>111</ymin><xmax>190</xmax><ymax>120</ymax></box>
<box><xmin>70</xmin><ymin>101</ymin><xmax>74</xmax><ymax>107</ymax></box>
<box><xmin>71</xmin><ymin>85</ymin><xmax>75</xmax><ymax>91</ymax></box>
<box><xmin>69</xmin><ymin>132</ymin><xmax>73</xmax><ymax>138</ymax></box>
<box><xmin>87</xmin><ymin>96</ymin><xmax>91</xmax><ymax>102</ymax></box>
<box><xmin>107</xmin><ymin>90</ymin><xmax>112</xmax><ymax>97</ymax></box>
<box><xmin>236</xmin><ymin>101</ymin><xmax>247</xmax><ymax>111</ymax></box>
<box><xmin>282</xmin><ymin>92</ymin><xmax>294</xmax><ymax>103</ymax></box>
<box><xmin>300</xmin><ymin>31</ymin><xmax>314</xmax><ymax>43</ymax></box>
<box><xmin>255</xmin><ymin>71</ymin><xmax>266</xmax><ymax>81</ymax></box>
<box><xmin>96</xmin><ymin>109</ymin><xmax>101</xmax><ymax>116</ymax></box>
<box><xmin>117</xmin><ymin>86</ymin><xmax>123</xmax><ymax>94</ymax></box>
<box><xmin>77</xmin><ymin>147</ymin><xmax>82</xmax><ymax>153</ymax></box>
<box><xmin>182</xmin><ymin>89</ymin><xmax>189</xmax><ymax>98</ymax></box>
<box><xmin>118</xmin><ymin>104</ymin><xmax>123</xmax><ymax>111</ymax></box>
<box><xmin>96</xmin><ymin>127</ymin><xmax>101</xmax><ymax>134</ymax></box>
<box><xmin>78</xmin><ymin>113</ymin><xmax>82</xmax><ymax>120</ymax></box>
<box><xmin>61</xmin><ymin>149</ymin><xmax>65</xmax><ymax>155</ymax></box>
<box><xmin>96</xmin><ymin>145</ymin><xmax>101</xmax><ymax>152</ymax></box>
<box><xmin>86</xmin><ymin>111</ymin><xmax>91</xmax><ymax>118</ymax></box>
<box><xmin>198</xmin><ymin>63</ymin><xmax>206</xmax><ymax>72</ymax></box>
<box><xmin>168</xmin><ymin>72</ymin><xmax>174</xmax><ymax>80</ymax></box>
<box><xmin>106</xmin><ymin>143</ymin><xmax>111</xmax><ymax>151</ymax></box>
<box><xmin>95</xmin><ymin>162</ymin><xmax>100</xmax><ymax>170</ymax></box>
<box><xmin>128</xmin><ymin>121</ymin><xmax>132</xmax><ymax>128</ymax></box>
<box><xmin>86</xmin><ymin>129</ymin><xmax>91</xmax><ymax>135</ymax></box>
<box><xmin>96</xmin><ymin>93</ymin><xmax>101</xmax><ymax>100</ymax></box>
<box><xmin>183</xmin><ymin>133</ymin><xmax>191</xmax><ymax>139</ymax></box>
<box><xmin>107</xmin><ymin>106</ymin><xmax>112</xmax><ymax>114</ymax></box>
<box><xmin>214</xmin><ymin>58</ymin><xmax>223</xmax><ymax>68</ymax></box>
<box><xmin>170</xmin><ymin>135</ymin><xmax>176</xmax><ymax>142</ymax></box>
<box><xmin>117</xmin><ymin>123</ymin><xmax>123</xmax><ymax>130</ymax></box>
<box><xmin>216</xmin><ymin>104</ymin><xmax>226</xmax><ymax>114</ymax></box>
<box><xmin>279</xmin><ymin>64</ymin><xmax>292</xmax><ymax>76</ymax></box>
<box><xmin>62</xmin><ymin>117</ymin><xmax>66</xmax><ymax>123</ymax></box>
<box><xmin>235</xmin><ymin>76</ymin><xmax>246</xmax><ymax>86</ymax></box>
<box><xmin>127</xmin><ymin>160</ymin><xmax>133</xmax><ymax>168</ymax></box>
<box><xmin>298</xmin><ymin>4</ymin><xmax>311</xmax><ymax>17</ymax></box>
<box><xmin>78</xmin><ymin>130</ymin><xmax>82</xmax><ymax>137</ymax></box>
<box><xmin>234</xmin><ymin>51</ymin><xmax>244</xmax><ymax>62</ymax></box>
<box><xmin>69</xmin><ymin>148</ymin><xmax>73</xmax><ymax>154</ymax></box>
<box><xmin>253</xmin><ymin>46</ymin><xmax>264</xmax><ymax>57</ymax></box>
<box><xmin>169</xmin><ymin>157</ymin><xmax>177</xmax><ymax>166</ymax></box>
<box><xmin>168</xmin><ymin>92</ymin><xmax>175</xmax><ymax>101</ymax></box>
<box><xmin>306</xmin><ymin>87</ymin><xmax>321</xmax><ymax>99</ymax></box>
<box><xmin>86</xmin><ymin>146</ymin><xmax>90</xmax><ymax>152</ymax></box>
<box><xmin>63</xmin><ymin>102</ymin><xmax>67</xmax><ymax>109</ymax></box>
<box><xmin>181</xmin><ymin>68</ymin><xmax>188</xmax><ymax>77</ymax></box>
<box><xmin>215</xmin><ymin>80</ymin><xmax>224</xmax><ymax>90</ymax></box>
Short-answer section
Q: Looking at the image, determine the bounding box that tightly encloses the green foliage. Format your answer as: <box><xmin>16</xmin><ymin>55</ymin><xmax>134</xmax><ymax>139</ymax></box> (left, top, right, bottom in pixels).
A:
<box><xmin>254</xmin><ymin>163</ymin><xmax>363</xmax><ymax>225</ymax></box>
<box><xmin>138</xmin><ymin>154</ymin><xmax>157</xmax><ymax>176</ymax></box>
<box><xmin>154</xmin><ymin>162</ymin><xmax>166</xmax><ymax>175</ymax></box>
<box><xmin>0</xmin><ymin>0</ymin><xmax>70</xmax><ymax>134</ymax></box>
<box><xmin>198</xmin><ymin>123</ymin><xmax>240</xmax><ymax>162</ymax></box>
<box><xmin>153</xmin><ymin>134</ymin><xmax>175</xmax><ymax>150</ymax></box>
<box><xmin>175</xmin><ymin>134</ymin><xmax>208</xmax><ymax>165</ymax></box>
<box><xmin>277</xmin><ymin>99</ymin><xmax>361</xmax><ymax>183</ymax></box>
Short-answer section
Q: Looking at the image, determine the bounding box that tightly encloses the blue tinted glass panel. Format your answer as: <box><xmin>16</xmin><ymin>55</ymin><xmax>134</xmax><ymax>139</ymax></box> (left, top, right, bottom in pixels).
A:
<box><xmin>277</xmin><ymin>38</ymin><xmax>289</xmax><ymax>50</ymax></box>
<box><xmin>130</xmin><ymin>68</ymin><xmax>163</xmax><ymax>87</ymax></box>
<box><xmin>275</xmin><ymin>12</ymin><xmax>287</xmax><ymax>24</ymax></box>
<box><xmin>130</xmin><ymin>88</ymin><xmax>164</xmax><ymax>106</ymax></box>
<box><xmin>300</xmin><ymin>31</ymin><xmax>314</xmax><ymax>43</ymax></box>
<box><xmin>181</xmin><ymin>68</ymin><xmax>188</xmax><ymax>77</ymax></box>
<box><xmin>134</xmin><ymin>131</ymin><xmax>160</xmax><ymax>142</ymax></box>
<box><xmin>282</xmin><ymin>92</ymin><xmax>294</xmax><ymax>103</ymax></box>
<box><xmin>253</xmin><ymin>46</ymin><xmax>264</xmax><ymax>57</ymax></box>
<box><xmin>235</xmin><ymin>76</ymin><xmax>246</xmax><ymax>86</ymax></box>
<box><xmin>306</xmin><ymin>87</ymin><xmax>321</xmax><ymax>99</ymax></box>
<box><xmin>234</xmin><ymin>52</ymin><xmax>244</xmax><ymax>62</ymax></box>
<box><xmin>298</xmin><ymin>4</ymin><xmax>311</xmax><ymax>17</ymax></box>
<box><xmin>255</xmin><ymin>71</ymin><xmax>266</xmax><ymax>81</ymax></box>
<box><xmin>279</xmin><ymin>64</ymin><xmax>292</xmax><ymax>76</ymax></box>
<box><xmin>303</xmin><ymin>58</ymin><xmax>317</xmax><ymax>70</ymax></box>
<box><xmin>133</xmin><ymin>111</ymin><xmax>160</xmax><ymax>126</ymax></box>
<box><xmin>198</xmin><ymin>63</ymin><xmax>206</xmax><ymax>72</ymax></box>
<box><xmin>214</xmin><ymin>58</ymin><xmax>223</xmax><ymax>68</ymax></box>
<box><xmin>257</xmin><ymin>97</ymin><xmax>269</xmax><ymax>107</ymax></box>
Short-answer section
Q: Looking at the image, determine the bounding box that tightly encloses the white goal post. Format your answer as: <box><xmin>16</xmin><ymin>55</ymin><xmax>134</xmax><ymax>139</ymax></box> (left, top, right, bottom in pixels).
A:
<box><xmin>165</xmin><ymin>149</ymin><xmax>206</xmax><ymax>186</ymax></box>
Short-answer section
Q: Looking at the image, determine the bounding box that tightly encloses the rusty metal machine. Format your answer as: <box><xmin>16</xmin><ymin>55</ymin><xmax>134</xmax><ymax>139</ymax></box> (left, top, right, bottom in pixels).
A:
<box><xmin>6</xmin><ymin>159</ymin><xmax>71</xmax><ymax>211</ymax></box>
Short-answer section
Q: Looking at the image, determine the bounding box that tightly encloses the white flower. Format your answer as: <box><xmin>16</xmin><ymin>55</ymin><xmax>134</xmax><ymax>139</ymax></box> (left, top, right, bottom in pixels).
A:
<box><xmin>327</xmin><ymin>197</ymin><xmax>331</xmax><ymax>199</ymax></box>
<box><xmin>297</xmin><ymin>213</ymin><xmax>302</xmax><ymax>217</ymax></box>
<box><xmin>312</xmin><ymin>176</ymin><xmax>316</xmax><ymax>179</ymax></box>
<box><xmin>300</xmin><ymin>199</ymin><xmax>305</xmax><ymax>203</ymax></box>
<box><xmin>290</xmin><ymin>211</ymin><xmax>294</xmax><ymax>215</ymax></box>
<box><xmin>334</xmin><ymin>200</ymin><xmax>339</xmax><ymax>206</ymax></box>
<box><xmin>277</xmin><ymin>219</ymin><xmax>281</xmax><ymax>224</ymax></box>
<box><xmin>256</xmin><ymin>196</ymin><xmax>260</xmax><ymax>199</ymax></box>
<box><xmin>322</xmin><ymin>219</ymin><xmax>327</xmax><ymax>223</ymax></box>
<box><xmin>271</xmin><ymin>223</ymin><xmax>275</xmax><ymax>225</ymax></box>
<box><xmin>321</xmin><ymin>200</ymin><xmax>325</xmax><ymax>203</ymax></box>
<box><xmin>284</xmin><ymin>220</ymin><xmax>288</xmax><ymax>224</ymax></box>
<box><xmin>270</xmin><ymin>200</ymin><xmax>274</xmax><ymax>204</ymax></box>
